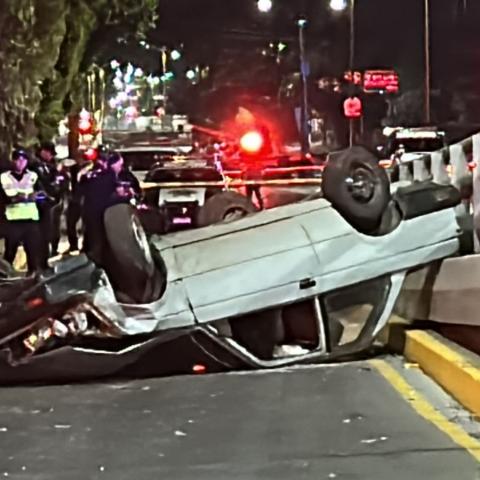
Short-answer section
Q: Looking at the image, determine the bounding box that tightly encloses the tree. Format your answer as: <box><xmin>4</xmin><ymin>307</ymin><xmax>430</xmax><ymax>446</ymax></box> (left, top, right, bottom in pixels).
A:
<box><xmin>0</xmin><ymin>0</ymin><xmax>157</xmax><ymax>163</ymax></box>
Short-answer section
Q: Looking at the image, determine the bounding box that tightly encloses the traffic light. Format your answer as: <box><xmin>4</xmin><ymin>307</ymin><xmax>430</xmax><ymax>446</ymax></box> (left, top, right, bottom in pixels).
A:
<box><xmin>343</xmin><ymin>97</ymin><xmax>362</xmax><ymax>118</ymax></box>
<box><xmin>78</xmin><ymin>109</ymin><xmax>93</xmax><ymax>135</ymax></box>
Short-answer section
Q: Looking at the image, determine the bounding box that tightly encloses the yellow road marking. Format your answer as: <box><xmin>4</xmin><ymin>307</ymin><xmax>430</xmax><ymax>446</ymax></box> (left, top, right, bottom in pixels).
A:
<box><xmin>370</xmin><ymin>359</ymin><xmax>480</xmax><ymax>462</ymax></box>
<box><xmin>404</xmin><ymin>330</ymin><xmax>480</xmax><ymax>417</ymax></box>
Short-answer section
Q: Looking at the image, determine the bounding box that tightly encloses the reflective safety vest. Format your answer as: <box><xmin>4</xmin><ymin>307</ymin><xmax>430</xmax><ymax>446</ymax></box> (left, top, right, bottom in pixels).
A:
<box><xmin>0</xmin><ymin>170</ymin><xmax>40</xmax><ymax>221</ymax></box>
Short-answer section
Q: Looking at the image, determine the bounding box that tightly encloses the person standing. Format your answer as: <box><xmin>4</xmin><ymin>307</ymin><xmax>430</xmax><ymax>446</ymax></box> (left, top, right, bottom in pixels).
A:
<box><xmin>65</xmin><ymin>154</ymin><xmax>94</xmax><ymax>253</ymax></box>
<box><xmin>77</xmin><ymin>151</ymin><xmax>139</xmax><ymax>266</ymax></box>
<box><xmin>0</xmin><ymin>149</ymin><xmax>45</xmax><ymax>273</ymax></box>
<box><xmin>31</xmin><ymin>142</ymin><xmax>69</xmax><ymax>257</ymax></box>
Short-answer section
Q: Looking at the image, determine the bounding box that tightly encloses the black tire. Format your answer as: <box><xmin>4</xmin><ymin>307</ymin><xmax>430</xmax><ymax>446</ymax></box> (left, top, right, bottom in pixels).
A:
<box><xmin>196</xmin><ymin>191</ymin><xmax>256</xmax><ymax>227</ymax></box>
<box><xmin>0</xmin><ymin>259</ymin><xmax>15</xmax><ymax>279</ymax></box>
<box><xmin>103</xmin><ymin>204</ymin><xmax>166</xmax><ymax>304</ymax></box>
<box><xmin>323</xmin><ymin>146</ymin><xmax>391</xmax><ymax>234</ymax></box>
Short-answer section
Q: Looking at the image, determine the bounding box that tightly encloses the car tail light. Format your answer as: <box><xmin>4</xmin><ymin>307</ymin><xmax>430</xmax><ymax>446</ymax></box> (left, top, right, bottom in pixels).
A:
<box><xmin>192</xmin><ymin>364</ymin><xmax>206</xmax><ymax>374</ymax></box>
<box><xmin>239</xmin><ymin>130</ymin><xmax>264</xmax><ymax>154</ymax></box>
<box><xmin>26</xmin><ymin>297</ymin><xmax>44</xmax><ymax>309</ymax></box>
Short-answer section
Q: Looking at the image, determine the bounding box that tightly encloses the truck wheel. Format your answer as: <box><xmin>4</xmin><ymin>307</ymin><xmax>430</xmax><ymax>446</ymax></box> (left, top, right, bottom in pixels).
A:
<box><xmin>197</xmin><ymin>191</ymin><xmax>256</xmax><ymax>227</ymax></box>
<box><xmin>103</xmin><ymin>204</ymin><xmax>166</xmax><ymax>304</ymax></box>
<box><xmin>323</xmin><ymin>146</ymin><xmax>391</xmax><ymax>234</ymax></box>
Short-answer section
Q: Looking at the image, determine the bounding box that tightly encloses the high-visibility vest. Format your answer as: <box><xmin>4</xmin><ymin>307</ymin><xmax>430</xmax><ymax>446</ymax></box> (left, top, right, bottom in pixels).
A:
<box><xmin>0</xmin><ymin>170</ymin><xmax>40</xmax><ymax>221</ymax></box>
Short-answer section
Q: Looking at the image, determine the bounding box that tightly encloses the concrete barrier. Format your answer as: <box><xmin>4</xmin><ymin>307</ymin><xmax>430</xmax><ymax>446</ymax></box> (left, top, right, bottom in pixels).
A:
<box><xmin>389</xmin><ymin>132</ymin><xmax>480</xmax><ymax>248</ymax></box>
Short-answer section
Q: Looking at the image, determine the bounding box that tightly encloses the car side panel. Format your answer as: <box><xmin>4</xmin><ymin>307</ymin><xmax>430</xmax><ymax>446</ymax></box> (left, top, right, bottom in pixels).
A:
<box><xmin>301</xmin><ymin>207</ymin><xmax>459</xmax><ymax>295</ymax></box>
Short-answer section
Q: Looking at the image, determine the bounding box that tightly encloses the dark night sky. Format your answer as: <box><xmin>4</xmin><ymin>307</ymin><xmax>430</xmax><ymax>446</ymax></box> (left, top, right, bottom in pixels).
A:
<box><xmin>145</xmin><ymin>0</ymin><xmax>479</xmax><ymax>88</ymax></box>
<box><xmin>91</xmin><ymin>0</ymin><xmax>480</xmax><ymax>99</ymax></box>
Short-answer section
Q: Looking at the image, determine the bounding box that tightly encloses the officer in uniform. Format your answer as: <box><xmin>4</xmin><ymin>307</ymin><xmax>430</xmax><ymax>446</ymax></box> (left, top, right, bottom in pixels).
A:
<box><xmin>0</xmin><ymin>149</ymin><xmax>45</xmax><ymax>273</ymax></box>
<box><xmin>65</xmin><ymin>152</ymin><xmax>96</xmax><ymax>253</ymax></box>
<box><xmin>31</xmin><ymin>141</ymin><xmax>69</xmax><ymax>258</ymax></box>
<box><xmin>76</xmin><ymin>151</ymin><xmax>140</xmax><ymax>266</ymax></box>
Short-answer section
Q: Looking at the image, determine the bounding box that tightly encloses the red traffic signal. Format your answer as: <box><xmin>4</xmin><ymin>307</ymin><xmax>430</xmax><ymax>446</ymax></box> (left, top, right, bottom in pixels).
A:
<box><xmin>78</xmin><ymin>119</ymin><xmax>93</xmax><ymax>135</ymax></box>
<box><xmin>78</xmin><ymin>109</ymin><xmax>93</xmax><ymax>135</ymax></box>
<box><xmin>239</xmin><ymin>130</ymin><xmax>264</xmax><ymax>154</ymax></box>
<box><xmin>343</xmin><ymin>97</ymin><xmax>362</xmax><ymax>118</ymax></box>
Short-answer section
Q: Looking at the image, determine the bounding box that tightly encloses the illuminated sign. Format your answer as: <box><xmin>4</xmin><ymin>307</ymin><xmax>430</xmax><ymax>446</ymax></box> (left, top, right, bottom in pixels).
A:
<box><xmin>363</xmin><ymin>70</ymin><xmax>399</xmax><ymax>93</ymax></box>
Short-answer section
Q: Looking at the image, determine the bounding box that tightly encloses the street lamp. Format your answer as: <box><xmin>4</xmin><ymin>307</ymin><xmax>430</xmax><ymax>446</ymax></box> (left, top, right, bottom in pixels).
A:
<box><xmin>424</xmin><ymin>0</ymin><xmax>431</xmax><ymax>124</ymax></box>
<box><xmin>297</xmin><ymin>18</ymin><xmax>309</xmax><ymax>157</ymax></box>
<box><xmin>257</xmin><ymin>0</ymin><xmax>272</xmax><ymax>13</ymax></box>
<box><xmin>329</xmin><ymin>0</ymin><xmax>356</xmax><ymax>146</ymax></box>
<box><xmin>329</xmin><ymin>0</ymin><xmax>348</xmax><ymax>11</ymax></box>
<box><xmin>170</xmin><ymin>49</ymin><xmax>182</xmax><ymax>61</ymax></box>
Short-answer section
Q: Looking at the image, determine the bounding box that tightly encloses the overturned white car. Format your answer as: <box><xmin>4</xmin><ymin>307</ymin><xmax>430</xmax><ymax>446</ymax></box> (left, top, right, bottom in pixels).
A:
<box><xmin>0</xmin><ymin>147</ymin><xmax>464</xmax><ymax>383</ymax></box>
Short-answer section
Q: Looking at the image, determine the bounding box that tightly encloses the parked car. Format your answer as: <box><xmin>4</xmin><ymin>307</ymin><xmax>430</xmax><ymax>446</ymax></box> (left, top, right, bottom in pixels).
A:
<box><xmin>0</xmin><ymin>147</ymin><xmax>463</xmax><ymax>384</ymax></box>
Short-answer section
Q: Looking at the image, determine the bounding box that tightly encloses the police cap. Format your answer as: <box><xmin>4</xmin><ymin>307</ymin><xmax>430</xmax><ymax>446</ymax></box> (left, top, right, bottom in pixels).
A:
<box><xmin>12</xmin><ymin>148</ymin><xmax>30</xmax><ymax>161</ymax></box>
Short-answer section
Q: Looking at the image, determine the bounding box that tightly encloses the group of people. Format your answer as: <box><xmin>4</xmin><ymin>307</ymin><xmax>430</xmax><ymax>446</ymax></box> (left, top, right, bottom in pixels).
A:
<box><xmin>0</xmin><ymin>143</ymin><xmax>140</xmax><ymax>275</ymax></box>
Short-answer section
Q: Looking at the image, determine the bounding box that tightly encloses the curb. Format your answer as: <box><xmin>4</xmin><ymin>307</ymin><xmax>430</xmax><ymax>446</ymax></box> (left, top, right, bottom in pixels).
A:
<box><xmin>389</xmin><ymin>327</ymin><xmax>480</xmax><ymax>418</ymax></box>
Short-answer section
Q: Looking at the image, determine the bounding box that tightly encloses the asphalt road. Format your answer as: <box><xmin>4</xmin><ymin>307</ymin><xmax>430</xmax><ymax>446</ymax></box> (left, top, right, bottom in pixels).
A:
<box><xmin>0</xmin><ymin>358</ymin><xmax>478</xmax><ymax>479</ymax></box>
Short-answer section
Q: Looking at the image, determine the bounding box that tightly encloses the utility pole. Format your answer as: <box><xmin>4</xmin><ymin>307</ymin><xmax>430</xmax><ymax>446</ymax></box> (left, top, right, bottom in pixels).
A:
<box><xmin>348</xmin><ymin>0</ymin><xmax>355</xmax><ymax>146</ymax></box>
<box><xmin>298</xmin><ymin>18</ymin><xmax>310</xmax><ymax>157</ymax></box>
<box><xmin>424</xmin><ymin>0</ymin><xmax>431</xmax><ymax>124</ymax></box>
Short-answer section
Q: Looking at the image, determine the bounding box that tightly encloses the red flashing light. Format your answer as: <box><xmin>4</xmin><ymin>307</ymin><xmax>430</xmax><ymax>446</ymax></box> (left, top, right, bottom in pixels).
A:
<box><xmin>240</xmin><ymin>131</ymin><xmax>264</xmax><ymax>154</ymax></box>
<box><xmin>84</xmin><ymin>147</ymin><xmax>98</xmax><ymax>161</ymax></box>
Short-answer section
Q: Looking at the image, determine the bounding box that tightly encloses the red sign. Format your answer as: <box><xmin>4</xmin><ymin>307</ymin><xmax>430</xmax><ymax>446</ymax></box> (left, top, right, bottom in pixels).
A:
<box><xmin>343</xmin><ymin>97</ymin><xmax>362</xmax><ymax>118</ymax></box>
<box><xmin>344</xmin><ymin>70</ymin><xmax>362</xmax><ymax>85</ymax></box>
<box><xmin>363</xmin><ymin>70</ymin><xmax>399</xmax><ymax>93</ymax></box>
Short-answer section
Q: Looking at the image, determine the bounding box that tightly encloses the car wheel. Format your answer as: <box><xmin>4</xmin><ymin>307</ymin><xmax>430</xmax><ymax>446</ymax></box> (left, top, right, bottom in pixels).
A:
<box><xmin>0</xmin><ymin>258</ymin><xmax>15</xmax><ymax>279</ymax></box>
<box><xmin>196</xmin><ymin>191</ymin><xmax>256</xmax><ymax>227</ymax></box>
<box><xmin>103</xmin><ymin>204</ymin><xmax>166</xmax><ymax>304</ymax></box>
<box><xmin>323</xmin><ymin>146</ymin><xmax>391</xmax><ymax>234</ymax></box>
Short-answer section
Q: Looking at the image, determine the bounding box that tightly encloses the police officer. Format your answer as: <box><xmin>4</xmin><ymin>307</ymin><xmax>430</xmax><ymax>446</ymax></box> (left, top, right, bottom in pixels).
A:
<box><xmin>0</xmin><ymin>149</ymin><xmax>45</xmax><ymax>273</ymax></box>
<box><xmin>108</xmin><ymin>152</ymin><xmax>141</xmax><ymax>199</ymax></box>
<box><xmin>76</xmin><ymin>150</ymin><xmax>138</xmax><ymax>266</ymax></box>
<box><xmin>31</xmin><ymin>141</ymin><xmax>69</xmax><ymax>257</ymax></box>
<box><xmin>65</xmin><ymin>153</ymin><xmax>95</xmax><ymax>253</ymax></box>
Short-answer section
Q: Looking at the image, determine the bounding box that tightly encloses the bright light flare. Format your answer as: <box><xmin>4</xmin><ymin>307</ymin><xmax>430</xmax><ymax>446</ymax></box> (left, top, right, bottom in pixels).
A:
<box><xmin>84</xmin><ymin>147</ymin><xmax>98</xmax><ymax>161</ymax></box>
<box><xmin>257</xmin><ymin>0</ymin><xmax>272</xmax><ymax>13</ymax></box>
<box><xmin>329</xmin><ymin>0</ymin><xmax>348</xmax><ymax>11</ymax></box>
<box><xmin>240</xmin><ymin>131</ymin><xmax>264</xmax><ymax>154</ymax></box>
<box><xmin>170</xmin><ymin>49</ymin><xmax>181</xmax><ymax>61</ymax></box>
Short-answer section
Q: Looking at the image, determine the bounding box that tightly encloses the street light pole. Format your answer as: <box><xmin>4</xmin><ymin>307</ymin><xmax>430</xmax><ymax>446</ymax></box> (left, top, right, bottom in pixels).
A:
<box><xmin>348</xmin><ymin>0</ymin><xmax>355</xmax><ymax>147</ymax></box>
<box><xmin>298</xmin><ymin>18</ymin><xmax>310</xmax><ymax>157</ymax></box>
<box><xmin>424</xmin><ymin>0</ymin><xmax>431</xmax><ymax>124</ymax></box>
<box><xmin>161</xmin><ymin>46</ymin><xmax>168</xmax><ymax>107</ymax></box>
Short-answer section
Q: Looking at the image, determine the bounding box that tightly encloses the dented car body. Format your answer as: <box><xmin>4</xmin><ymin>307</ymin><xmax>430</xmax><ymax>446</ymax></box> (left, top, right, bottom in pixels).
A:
<box><xmin>0</xmin><ymin>148</ymin><xmax>464</xmax><ymax>383</ymax></box>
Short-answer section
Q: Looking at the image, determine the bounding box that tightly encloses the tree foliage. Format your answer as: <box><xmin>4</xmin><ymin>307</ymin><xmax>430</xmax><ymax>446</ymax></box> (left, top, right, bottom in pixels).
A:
<box><xmin>0</xmin><ymin>0</ymin><xmax>157</xmax><ymax>161</ymax></box>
